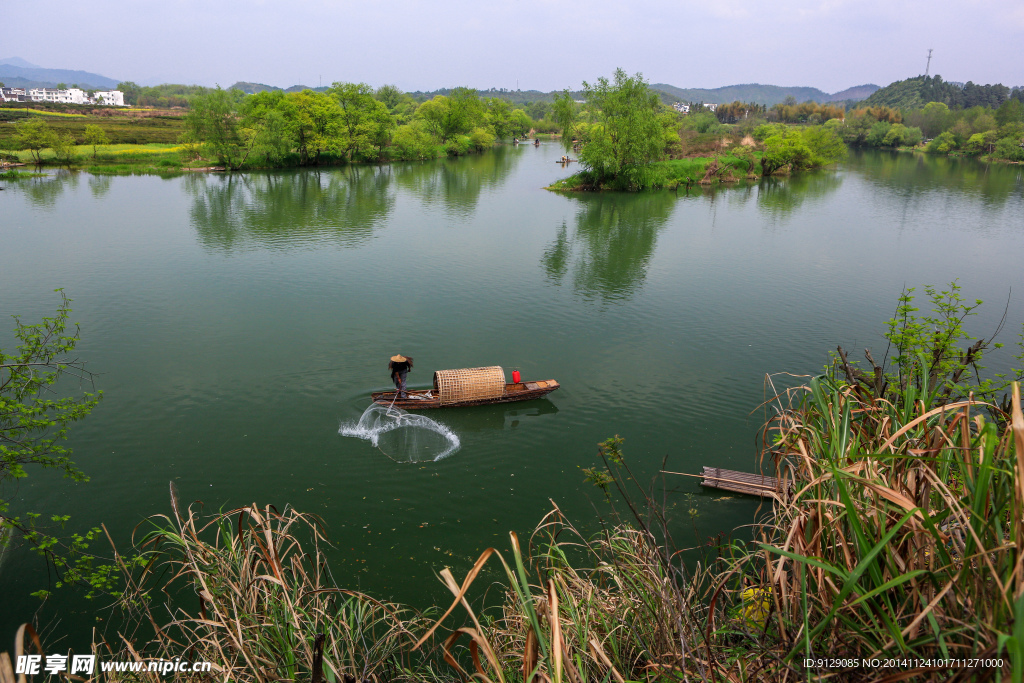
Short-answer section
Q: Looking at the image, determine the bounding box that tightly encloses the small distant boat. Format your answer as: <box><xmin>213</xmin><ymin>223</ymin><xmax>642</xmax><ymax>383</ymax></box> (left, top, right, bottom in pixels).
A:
<box><xmin>372</xmin><ymin>366</ymin><xmax>559</xmax><ymax>410</ymax></box>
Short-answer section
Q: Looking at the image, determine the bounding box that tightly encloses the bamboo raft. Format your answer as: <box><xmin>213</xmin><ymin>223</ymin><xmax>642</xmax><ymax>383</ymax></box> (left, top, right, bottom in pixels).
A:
<box><xmin>699</xmin><ymin>467</ymin><xmax>787</xmax><ymax>499</ymax></box>
<box><xmin>372</xmin><ymin>366</ymin><xmax>559</xmax><ymax>410</ymax></box>
<box><xmin>662</xmin><ymin>467</ymin><xmax>790</xmax><ymax>500</ymax></box>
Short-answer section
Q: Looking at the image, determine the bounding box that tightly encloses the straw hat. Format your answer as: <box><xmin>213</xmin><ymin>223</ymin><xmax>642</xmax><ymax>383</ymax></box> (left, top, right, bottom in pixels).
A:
<box><xmin>390</xmin><ymin>354</ymin><xmax>407</xmax><ymax>362</ymax></box>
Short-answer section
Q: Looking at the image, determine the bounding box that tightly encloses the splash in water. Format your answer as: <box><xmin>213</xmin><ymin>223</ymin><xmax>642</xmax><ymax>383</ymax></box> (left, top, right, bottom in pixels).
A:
<box><xmin>339</xmin><ymin>403</ymin><xmax>460</xmax><ymax>462</ymax></box>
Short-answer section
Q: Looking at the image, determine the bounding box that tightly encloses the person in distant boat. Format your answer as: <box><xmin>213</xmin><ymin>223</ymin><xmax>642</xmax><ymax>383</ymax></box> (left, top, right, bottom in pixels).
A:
<box><xmin>389</xmin><ymin>354</ymin><xmax>413</xmax><ymax>398</ymax></box>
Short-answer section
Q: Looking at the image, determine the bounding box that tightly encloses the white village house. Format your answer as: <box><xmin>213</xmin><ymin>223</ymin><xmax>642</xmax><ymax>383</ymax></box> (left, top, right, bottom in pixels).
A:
<box><xmin>0</xmin><ymin>87</ymin><xmax>125</xmax><ymax>105</ymax></box>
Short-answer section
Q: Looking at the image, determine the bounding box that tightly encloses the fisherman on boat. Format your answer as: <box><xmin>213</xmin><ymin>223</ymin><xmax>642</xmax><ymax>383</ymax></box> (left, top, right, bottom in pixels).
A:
<box><xmin>389</xmin><ymin>354</ymin><xmax>413</xmax><ymax>399</ymax></box>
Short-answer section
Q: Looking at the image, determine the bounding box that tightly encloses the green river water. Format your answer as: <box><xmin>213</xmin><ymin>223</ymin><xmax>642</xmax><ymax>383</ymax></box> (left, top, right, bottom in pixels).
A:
<box><xmin>1</xmin><ymin>146</ymin><xmax>1022</xmax><ymax>644</ymax></box>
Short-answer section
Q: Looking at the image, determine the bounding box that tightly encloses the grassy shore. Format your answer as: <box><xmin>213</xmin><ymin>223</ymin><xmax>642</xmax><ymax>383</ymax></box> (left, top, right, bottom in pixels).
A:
<box><xmin>548</xmin><ymin>151</ymin><xmax>763</xmax><ymax>191</ymax></box>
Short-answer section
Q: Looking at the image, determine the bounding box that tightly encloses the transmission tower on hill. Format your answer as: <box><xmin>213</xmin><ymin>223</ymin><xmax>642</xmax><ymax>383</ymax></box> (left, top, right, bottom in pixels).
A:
<box><xmin>925</xmin><ymin>49</ymin><xmax>933</xmax><ymax>77</ymax></box>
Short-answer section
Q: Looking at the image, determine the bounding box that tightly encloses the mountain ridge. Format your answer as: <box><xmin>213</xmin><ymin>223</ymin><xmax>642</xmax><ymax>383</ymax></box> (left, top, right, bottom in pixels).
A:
<box><xmin>0</xmin><ymin>63</ymin><xmax>119</xmax><ymax>90</ymax></box>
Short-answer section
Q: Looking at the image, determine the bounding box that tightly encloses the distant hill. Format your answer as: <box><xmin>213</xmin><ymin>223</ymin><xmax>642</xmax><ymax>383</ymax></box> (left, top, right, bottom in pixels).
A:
<box><xmin>227</xmin><ymin>81</ymin><xmax>329</xmax><ymax>94</ymax></box>
<box><xmin>0</xmin><ymin>57</ymin><xmax>42</xmax><ymax>69</ymax></box>
<box><xmin>0</xmin><ymin>62</ymin><xmax>119</xmax><ymax>90</ymax></box>
<box><xmin>228</xmin><ymin>81</ymin><xmax>282</xmax><ymax>94</ymax></box>
<box><xmin>829</xmin><ymin>85</ymin><xmax>879</xmax><ymax>101</ymax></box>
<box><xmin>861</xmin><ymin>75</ymin><xmax>1020</xmax><ymax>110</ymax></box>
<box><xmin>650</xmin><ymin>82</ymin><xmax>879</xmax><ymax>106</ymax></box>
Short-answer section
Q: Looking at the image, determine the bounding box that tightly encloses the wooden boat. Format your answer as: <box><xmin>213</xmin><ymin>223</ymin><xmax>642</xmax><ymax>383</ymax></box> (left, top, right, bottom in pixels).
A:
<box><xmin>372</xmin><ymin>366</ymin><xmax>559</xmax><ymax>410</ymax></box>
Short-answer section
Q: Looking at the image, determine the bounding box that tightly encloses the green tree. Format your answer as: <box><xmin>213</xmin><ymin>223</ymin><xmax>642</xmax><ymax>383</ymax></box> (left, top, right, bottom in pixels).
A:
<box><xmin>760</xmin><ymin>130</ymin><xmax>812</xmax><ymax>175</ymax></box>
<box><xmin>485</xmin><ymin>97</ymin><xmax>514</xmax><ymax>139</ymax></box>
<box><xmin>577</xmin><ymin>69</ymin><xmax>663</xmax><ymax>189</ymax></box>
<box><xmin>238</xmin><ymin>90</ymin><xmax>295</xmax><ymax>165</ymax></box>
<box><xmin>416</xmin><ymin>87</ymin><xmax>484</xmax><ymax>143</ymax></box>
<box><xmin>83</xmin><ymin>124</ymin><xmax>110</xmax><ymax>159</ymax></box>
<box><xmin>551</xmin><ymin>90</ymin><xmax>580</xmax><ymax>152</ymax></box>
<box><xmin>866</xmin><ymin>121</ymin><xmax>892</xmax><ymax>146</ymax></box>
<box><xmin>1</xmin><ymin>291</ymin><xmax>113</xmax><ymax>599</ymax></box>
<box><xmin>13</xmin><ymin>119</ymin><xmax>57</xmax><ymax>163</ymax></box>
<box><xmin>996</xmin><ymin>99</ymin><xmax>1024</xmax><ymax>127</ymax></box>
<box><xmin>374</xmin><ymin>84</ymin><xmax>403</xmax><ymax>110</ymax></box>
<box><xmin>926</xmin><ymin>131</ymin><xmax>959</xmax><ymax>153</ymax></box>
<box><xmin>331</xmin><ymin>82</ymin><xmax>392</xmax><ymax>160</ymax></box>
<box><xmin>919</xmin><ymin>101</ymin><xmax>954</xmax><ymax>138</ymax></box>
<box><xmin>50</xmin><ymin>131</ymin><xmax>77</xmax><ymax>164</ymax></box>
<box><xmin>366</xmin><ymin>104</ymin><xmax>396</xmax><ymax>160</ymax></box>
<box><xmin>283</xmin><ymin>90</ymin><xmax>343</xmax><ymax>165</ymax></box>
<box><xmin>183</xmin><ymin>87</ymin><xmax>245</xmax><ymax>169</ymax></box>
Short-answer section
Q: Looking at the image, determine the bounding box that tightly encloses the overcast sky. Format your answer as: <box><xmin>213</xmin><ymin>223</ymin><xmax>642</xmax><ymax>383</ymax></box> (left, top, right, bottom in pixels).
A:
<box><xmin>4</xmin><ymin>0</ymin><xmax>1022</xmax><ymax>92</ymax></box>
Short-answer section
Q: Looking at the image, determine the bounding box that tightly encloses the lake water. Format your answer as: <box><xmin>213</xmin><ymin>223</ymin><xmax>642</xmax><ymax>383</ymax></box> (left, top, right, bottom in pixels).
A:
<box><xmin>2</xmin><ymin>147</ymin><xmax>1023</xmax><ymax>642</ymax></box>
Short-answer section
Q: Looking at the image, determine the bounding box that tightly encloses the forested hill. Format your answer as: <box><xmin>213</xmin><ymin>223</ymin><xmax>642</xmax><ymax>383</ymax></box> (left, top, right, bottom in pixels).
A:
<box><xmin>862</xmin><ymin>75</ymin><xmax>1024</xmax><ymax>110</ymax></box>
<box><xmin>228</xmin><ymin>82</ymin><xmax>329</xmax><ymax>94</ymax></box>
<box><xmin>650</xmin><ymin>82</ymin><xmax>879</xmax><ymax>106</ymax></box>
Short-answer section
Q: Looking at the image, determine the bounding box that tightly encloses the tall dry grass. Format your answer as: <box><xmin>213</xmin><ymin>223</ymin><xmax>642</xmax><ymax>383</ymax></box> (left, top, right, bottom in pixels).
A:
<box><xmin>88</xmin><ymin>489</ymin><xmax>435</xmax><ymax>682</ymax></box>
<box><xmin>719</xmin><ymin>373</ymin><xmax>1024</xmax><ymax>680</ymax></box>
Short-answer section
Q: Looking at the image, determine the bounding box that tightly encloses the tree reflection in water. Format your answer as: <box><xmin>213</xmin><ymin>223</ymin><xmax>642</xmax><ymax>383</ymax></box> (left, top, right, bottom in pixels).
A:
<box><xmin>9</xmin><ymin>171</ymin><xmax>77</xmax><ymax>210</ymax></box>
<box><xmin>847</xmin><ymin>149</ymin><xmax>1023</xmax><ymax>206</ymax></box>
<box><xmin>391</xmin><ymin>145</ymin><xmax>520</xmax><ymax>217</ymax></box>
<box><xmin>756</xmin><ymin>171</ymin><xmax>844</xmax><ymax>219</ymax></box>
<box><xmin>542</xmin><ymin>191</ymin><xmax>676</xmax><ymax>302</ymax></box>
<box><xmin>184</xmin><ymin>165</ymin><xmax>395</xmax><ymax>251</ymax></box>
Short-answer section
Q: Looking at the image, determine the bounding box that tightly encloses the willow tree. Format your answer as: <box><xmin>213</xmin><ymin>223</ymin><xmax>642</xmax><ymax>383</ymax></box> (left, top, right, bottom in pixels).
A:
<box><xmin>578</xmin><ymin>69</ymin><xmax>664</xmax><ymax>190</ymax></box>
<box><xmin>552</xmin><ymin>90</ymin><xmax>580</xmax><ymax>152</ymax></box>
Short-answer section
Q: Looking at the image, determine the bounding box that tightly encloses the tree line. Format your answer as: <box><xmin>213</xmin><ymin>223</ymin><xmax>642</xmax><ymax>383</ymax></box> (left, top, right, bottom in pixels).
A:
<box><xmin>836</xmin><ymin>99</ymin><xmax>1024</xmax><ymax>160</ymax></box>
<box><xmin>181</xmin><ymin>83</ymin><xmax>552</xmax><ymax>169</ymax></box>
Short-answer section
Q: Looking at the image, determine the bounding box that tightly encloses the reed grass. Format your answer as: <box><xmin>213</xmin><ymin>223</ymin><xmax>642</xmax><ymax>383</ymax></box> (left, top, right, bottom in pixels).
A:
<box><xmin>720</xmin><ymin>372</ymin><xmax>1024</xmax><ymax>679</ymax></box>
<box><xmin>89</xmin><ymin>489</ymin><xmax>435</xmax><ymax>682</ymax></box>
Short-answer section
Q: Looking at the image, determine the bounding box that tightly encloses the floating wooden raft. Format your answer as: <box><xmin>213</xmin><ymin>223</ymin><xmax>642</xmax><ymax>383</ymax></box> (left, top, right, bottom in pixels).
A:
<box><xmin>698</xmin><ymin>467</ymin><xmax>788</xmax><ymax>499</ymax></box>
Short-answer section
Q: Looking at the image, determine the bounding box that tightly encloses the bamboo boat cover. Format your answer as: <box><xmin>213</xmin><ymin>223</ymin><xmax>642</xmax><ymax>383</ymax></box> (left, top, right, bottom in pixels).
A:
<box><xmin>434</xmin><ymin>366</ymin><xmax>506</xmax><ymax>405</ymax></box>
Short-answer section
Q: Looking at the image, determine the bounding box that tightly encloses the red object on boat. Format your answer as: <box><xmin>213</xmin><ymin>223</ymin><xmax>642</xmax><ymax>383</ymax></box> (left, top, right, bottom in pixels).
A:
<box><xmin>512</xmin><ymin>370</ymin><xmax>521</xmax><ymax>384</ymax></box>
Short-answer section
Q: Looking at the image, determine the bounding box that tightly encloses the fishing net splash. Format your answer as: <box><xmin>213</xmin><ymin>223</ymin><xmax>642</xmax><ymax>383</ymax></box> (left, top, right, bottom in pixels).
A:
<box><xmin>339</xmin><ymin>404</ymin><xmax>460</xmax><ymax>462</ymax></box>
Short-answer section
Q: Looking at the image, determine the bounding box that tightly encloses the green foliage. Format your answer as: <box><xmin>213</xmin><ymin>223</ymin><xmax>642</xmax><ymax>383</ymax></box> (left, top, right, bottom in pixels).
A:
<box><xmin>881</xmin><ymin>282</ymin><xmax>1024</xmax><ymax>405</ymax></box>
<box><xmin>284</xmin><ymin>90</ymin><xmax>343</xmax><ymax>165</ymax></box>
<box><xmin>330</xmin><ymin>81</ymin><xmax>389</xmax><ymax>160</ymax></box>
<box><xmin>468</xmin><ymin>126</ymin><xmax>495</xmax><ymax>151</ymax></box>
<box><xmin>994</xmin><ymin>135</ymin><xmax>1024</xmax><ymax>161</ymax></box>
<box><xmin>866</xmin><ymin>120</ymin><xmax>891</xmax><ymax>146</ymax></box>
<box><xmin>551</xmin><ymin>90</ymin><xmax>580</xmax><ymax>152</ymax></box>
<box><xmin>117</xmin><ymin>80</ymin><xmax>214</xmax><ymax>107</ymax></box>
<box><xmin>996</xmin><ymin>99</ymin><xmax>1024</xmax><ymax>127</ymax></box>
<box><xmin>388</xmin><ymin>121</ymin><xmax>438</xmax><ymax>160</ymax></box>
<box><xmin>415</xmin><ymin>87</ymin><xmax>485</xmax><ymax>143</ymax></box>
<box><xmin>926</xmin><ymin>130</ymin><xmax>959</xmax><ymax>153</ymax></box>
<box><xmin>883</xmin><ymin>123</ymin><xmax>922</xmax><ymax>147</ymax></box>
<box><xmin>760</xmin><ymin>125</ymin><xmax>846</xmax><ymax>175</ymax></box>
<box><xmin>1</xmin><ymin>291</ymin><xmax>115</xmax><ymax>599</ymax></box>
<box><xmin>863</xmin><ymin>74</ymin><xmax>1012</xmax><ymax>111</ymax></box>
<box><xmin>183</xmin><ymin>87</ymin><xmax>245</xmax><ymax>168</ymax></box>
<box><xmin>83</xmin><ymin>123</ymin><xmax>110</xmax><ymax>159</ymax></box>
<box><xmin>682</xmin><ymin>111</ymin><xmax>719</xmax><ymax>134</ymax></box>
<box><xmin>918</xmin><ymin>101</ymin><xmax>954</xmax><ymax>138</ymax></box>
<box><xmin>50</xmin><ymin>131</ymin><xmax>77</xmax><ymax>163</ymax></box>
<box><xmin>12</xmin><ymin>118</ymin><xmax>56</xmax><ymax>163</ymax></box>
<box><xmin>577</xmin><ymin>68</ymin><xmax>664</xmax><ymax>190</ymax></box>
<box><xmin>238</xmin><ymin>90</ymin><xmax>294</xmax><ymax>165</ymax></box>
<box><xmin>373</xmin><ymin>84</ymin><xmax>403</xmax><ymax>110</ymax></box>
<box><xmin>752</xmin><ymin>122</ymin><xmax>785</xmax><ymax>141</ymax></box>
